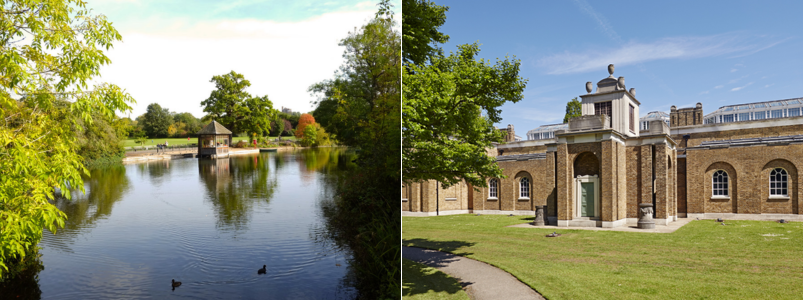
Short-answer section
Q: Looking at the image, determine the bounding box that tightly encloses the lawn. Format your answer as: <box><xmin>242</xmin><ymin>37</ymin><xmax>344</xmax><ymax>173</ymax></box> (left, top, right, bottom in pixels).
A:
<box><xmin>402</xmin><ymin>259</ymin><xmax>469</xmax><ymax>300</ymax></box>
<box><xmin>121</xmin><ymin>136</ymin><xmax>296</xmax><ymax>148</ymax></box>
<box><xmin>403</xmin><ymin>214</ymin><xmax>803</xmax><ymax>300</ymax></box>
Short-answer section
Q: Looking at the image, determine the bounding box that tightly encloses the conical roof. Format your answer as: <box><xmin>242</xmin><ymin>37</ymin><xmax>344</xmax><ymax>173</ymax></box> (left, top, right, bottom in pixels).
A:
<box><xmin>197</xmin><ymin>120</ymin><xmax>232</xmax><ymax>135</ymax></box>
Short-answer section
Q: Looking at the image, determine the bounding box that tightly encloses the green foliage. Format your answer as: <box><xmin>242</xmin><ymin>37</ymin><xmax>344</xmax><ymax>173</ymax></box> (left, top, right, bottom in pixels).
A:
<box><xmin>564</xmin><ymin>97</ymin><xmax>582</xmax><ymax>123</ymax></box>
<box><xmin>172</xmin><ymin>112</ymin><xmax>202</xmax><ymax>135</ymax></box>
<box><xmin>309</xmin><ymin>3</ymin><xmax>400</xmax><ymax>298</ymax></box>
<box><xmin>299</xmin><ymin>123</ymin><xmax>330</xmax><ymax>147</ymax></box>
<box><xmin>0</xmin><ymin>0</ymin><xmax>134</xmax><ymax>279</ymax></box>
<box><xmin>140</xmin><ymin>103</ymin><xmax>173</xmax><ymax>138</ymax></box>
<box><xmin>72</xmin><ymin>104</ymin><xmax>126</xmax><ymax>167</ymax></box>
<box><xmin>402</xmin><ymin>0</ymin><xmax>450</xmax><ymax>67</ymax></box>
<box><xmin>403</xmin><ymin>43</ymin><xmax>528</xmax><ymax>188</ymax></box>
<box><xmin>201</xmin><ymin>71</ymin><xmax>276</xmax><ymax>136</ymax></box>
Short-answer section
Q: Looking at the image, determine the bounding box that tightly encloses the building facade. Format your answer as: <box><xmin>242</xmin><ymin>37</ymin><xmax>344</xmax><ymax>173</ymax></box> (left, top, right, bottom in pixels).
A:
<box><xmin>402</xmin><ymin>64</ymin><xmax>803</xmax><ymax>227</ymax></box>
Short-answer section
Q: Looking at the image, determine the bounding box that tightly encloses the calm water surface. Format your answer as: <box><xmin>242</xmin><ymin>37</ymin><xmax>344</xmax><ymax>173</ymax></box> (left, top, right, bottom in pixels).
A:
<box><xmin>28</xmin><ymin>149</ymin><xmax>354</xmax><ymax>299</ymax></box>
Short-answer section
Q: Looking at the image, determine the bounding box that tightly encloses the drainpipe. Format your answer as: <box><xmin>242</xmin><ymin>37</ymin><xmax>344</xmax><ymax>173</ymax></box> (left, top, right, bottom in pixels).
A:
<box><xmin>651</xmin><ymin>144</ymin><xmax>656</xmax><ymax>218</ymax></box>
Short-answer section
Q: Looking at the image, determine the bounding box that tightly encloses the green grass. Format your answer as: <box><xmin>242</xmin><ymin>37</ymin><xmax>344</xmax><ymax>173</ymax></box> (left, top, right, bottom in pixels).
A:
<box><xmin>402</xmin><ymin>259</ymin><xmax>469</xmax><ymax>300</ymax></box>
<box><xmin>121</xmin><ymin>136</ymin><xmax>296</xmax><ymax>148</ymax></box>
<box><xmin>403</xmin><ymin>215</ymin><xmax>803</xmax><ymax>300</ymax></box>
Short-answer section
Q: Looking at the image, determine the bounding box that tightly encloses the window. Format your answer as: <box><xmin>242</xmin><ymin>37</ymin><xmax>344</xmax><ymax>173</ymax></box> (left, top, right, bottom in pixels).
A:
<box><xmin>738</xmin><ymin>112</ymin><xmax>750</xmax><ymax>121</ymax></box>
<box><xmin>722</xmin><ymin>114</ymin><xmax>734</xmax><ymax>123</ymax></box>
<box><xmin>519</xmin><ymin>177</ymin><xmax>530</xmax><ymax>198</ymax></box>
<box><xmin>489</xmin><ymin>179</ymin><xmax>498</xmax><ymax>198</ymax></box>
<box><xmin>771</xmin><ymin>109</ymin><xmax>783</xmax><ymax>118</ymax></box>
<box><xmin>754</xmin><ymin>111</ymin><xmax>766</xmax><ymax>120</ymax></box>
<box><xmin>712</xmin><ymin>170</ymin><xmax>728</xmax><ymax>196</ymax></box>
<box><xmin>629</xmin><ymin>105</ymin><xmax>635</xmax><ymax>132</ymax></box>
<box><xmin>594</xmin><ymin>101</ymin><xmax>612</xmax><ymax>127</ymax></box>
<box><xmin>642</xmin><ymin>121</ymin><xmax>649</xmax><ymax>131</ymax></box>
<box><xmin>770</xmin><ymin>168</ymin><xmax>788</xmax><ymax>197</ymax></box>
<box><xmin>790</xmin><ymin>108</ymin><xmax>801</xmax><ymax>117</ymax></box>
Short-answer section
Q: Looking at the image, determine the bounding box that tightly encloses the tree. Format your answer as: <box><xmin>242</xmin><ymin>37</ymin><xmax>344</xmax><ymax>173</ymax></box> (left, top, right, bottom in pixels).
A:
<box><xmin>173</xmin><ymin>112</ymin><xmax>201</xmax><ymax>135</ymax></box>
<box><xmin>295</xmin><ymin>113</ymin><xmax>316</xmax><ymax>138</ymax></box>
<box><xmin>300</xmin><ymin>123</ymin><xmax>319</xmax><ymax>146</ymax></box>
<box><xmin>140</xmin><ymin>103</ymin><xmax>173</xmax><ymax>138</ymax></box>
<box><xmin>564</xmin><ymin>97</ymin><xmax>582</xmax><ymax>123</ymax></box>
<box><xmin>201</xmin><ymin>71</ymin><xmax>276</xmax><ymax>136</ymax></box>
<box><xmin>0</xmin><ymin>0</ymin><xmax>134</xmax><ymax>278</ymax></box>
<box><xmin>402</xmin><ymin>0</ymin><xmax>449</xmax><ymax>66</ymax></box>
<box><xmin>308</xmin><ymin>2</ymin><xmax>400</xmax><ymax>297</ymax></box>
<box><xmin>403</xmin><ymin>44</ymin><xmax>528</xmax><ymax>188</ymax></box>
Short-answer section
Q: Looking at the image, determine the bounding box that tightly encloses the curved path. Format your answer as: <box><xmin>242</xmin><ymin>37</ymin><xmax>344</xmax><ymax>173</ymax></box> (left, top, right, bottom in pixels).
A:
<box><xmin>402</xmin><ymin>246</ymin><xmax>544</xmax><ymax>300</ymax></box>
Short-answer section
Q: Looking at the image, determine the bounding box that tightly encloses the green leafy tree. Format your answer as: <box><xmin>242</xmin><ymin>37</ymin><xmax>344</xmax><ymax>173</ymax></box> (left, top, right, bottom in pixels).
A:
<box><xmin>402</xmin><ymin>0</ymin><xmax>449</xmax><ymax>66</ymax></box>
<box><xmin>309</xmin><ymin>1</ymin><xmax>400</xmax><ymax>297</ymax></box>
<box><xmin>173</xmin><ymin>112</ymin><xmax>201</xmax><ymax>135</ymax></box>
<box><xmin>0</xmin><ymin>0</ymin><xmax>134</xmax><ymax>278</ymax></box>
<box><xmin>564</xmin><ymin>97</ymin><xmax>582</xmax><ymax>123</ymax></box>
<box><xmin>403</xmin><ymin>45</ymin><xmax>528</xmax><ymax>188</ymax></box>
<box><xmin>201</xmin><ymin>71</ymin><xmax>275</xmax><ymax>136</ymax></box>
<box><xmin>140</xmin><ymin>103</ymin><xmax>173</xmax><ymax>138</ymax></box>
<box><xmin>300</xmin><ymin>123</ymin><xmax>319</xmax><ymax>146</ymax></box>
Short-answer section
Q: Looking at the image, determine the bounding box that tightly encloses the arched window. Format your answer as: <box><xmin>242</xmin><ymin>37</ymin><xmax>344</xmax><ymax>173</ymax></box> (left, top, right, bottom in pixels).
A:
<box><xmin>520</xmin><ymin>177</ymin><xmax>530</xmax><ymax>198</ymax></box>
<box><xmin>712</xmin><ymin>170</ymin><xmax>728</xmax><ymax>196</ymax></box>
<box><xmin>488</xmin><ymin>179</ymin><xmax>498</xmax><ymax>198</ymax></box>
<box><xmin>770</xmin><ymin>168</ymin><xmax>788</xmax><ymax>196</ymax></box>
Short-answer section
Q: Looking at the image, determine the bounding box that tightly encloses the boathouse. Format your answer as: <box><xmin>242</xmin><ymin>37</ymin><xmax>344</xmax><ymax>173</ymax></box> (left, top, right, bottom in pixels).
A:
<box><xmin>198</xmin><ymin>120</ymin><xmax>232</xmax><ymax>159</ymax></box>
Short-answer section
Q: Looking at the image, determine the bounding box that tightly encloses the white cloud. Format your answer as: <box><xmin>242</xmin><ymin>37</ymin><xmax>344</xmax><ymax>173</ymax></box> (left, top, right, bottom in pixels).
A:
<box><xmin>699</xmin><ymin>91</ymin><xmax>709</xmax><ymax>95</ymax></box>
<box><xmin>714</xmin><ymin>85</ymin><xmax>724</xmax><ymax>89</ymax></box>
<box><xmin>536</xmin><ymin>33</ymin><xmax>785</xmax><ymax>75</ymax></box>
<box><xmin>730</xmin><ymin>68</ymin><xmax>738</xmax><ymax>73</ymax></box>
<box><xmin>99</xmin><ymin>10</ymin><xmax>377</xmax><ymax>118</ymax></box>
<box><xmin>731</xmin><ymin>82</ymin><xmax>754</xmax><ymax>91</ymax></box>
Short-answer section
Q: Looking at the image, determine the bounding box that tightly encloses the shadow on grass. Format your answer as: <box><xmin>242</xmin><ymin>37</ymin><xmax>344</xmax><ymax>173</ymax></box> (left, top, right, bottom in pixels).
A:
<box><xmin>402</xmin><ymin>259</ymin><xmax>467</xmax><ymax>299</ymax></box>
<box><xmin>402</xmin><ymin>238</ymin><xmax>475</xmax><ymax>255</ymax></box>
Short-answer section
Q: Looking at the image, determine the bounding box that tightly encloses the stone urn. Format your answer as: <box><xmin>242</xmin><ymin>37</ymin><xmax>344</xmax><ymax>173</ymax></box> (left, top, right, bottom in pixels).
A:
<box><xmin>637</xmin><ymin>203</ymin><xmax>655</xmax><ymax>229</ymax></box>
<box><xmin>608</xmin><ymin>64</ymin><xmax>614</xmax><ymax>75</ymax></box>
<box><xmin>629</xmin><ymin>88</ymin><xmax>636</xmax><ymax>97</ymax></box>
<box><xmin>585</xmin><ymin>81</ymin><xmax>593</xmax><ymax>93</ymax></box>
<box><xmin>533</xmin><ymin>206</ymin><xmax>545</xmax><ymax>226</ymax></box>
<box><xmin>617</xmin><ymin>76</ymin><xmax>625</xmax><ymax>90</ymax></box>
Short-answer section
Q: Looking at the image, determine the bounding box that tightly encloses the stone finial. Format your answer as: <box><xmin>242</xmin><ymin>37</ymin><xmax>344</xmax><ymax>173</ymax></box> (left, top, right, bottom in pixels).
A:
<box><xmin>696</xmin><ymin>102</ymin><xmax>703</xmax><ymax>109</ymax></box>
<box><xmin>629</xmin><ymin>88</ymin><xmax>636</xmax><ymax>96</ymax></box>
<box><xmin>617</xmin><ymin>76</ymin><xmax>625</xmax><ymax>90</ymax></box>
<box><xmin>608</xmin><ymin>64</ymin><xmax>614</xmax><ymax>75</ymax></box>
<box><xmin>586</xmin><ymin>81</ymin><xmax>593</xmax><ymax>93</ymax></box>
<box><xmin>671</xmin><ymin>105</ymin><xmax>677</xmax><ymax>111</ymax></box>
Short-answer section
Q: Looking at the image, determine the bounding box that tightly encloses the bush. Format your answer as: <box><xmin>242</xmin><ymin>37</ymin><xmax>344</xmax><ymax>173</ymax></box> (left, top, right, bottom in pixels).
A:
<box><xmin>233</xmin><ymin>141</ymin><xmax>249</xmax><ymax>148</ymax></box>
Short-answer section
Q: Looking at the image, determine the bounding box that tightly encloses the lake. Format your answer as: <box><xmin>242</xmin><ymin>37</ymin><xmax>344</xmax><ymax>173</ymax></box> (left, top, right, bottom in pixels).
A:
<box><xmin>3</xmin><ymin>148</ymin><xmax>357</xmax><ymax>299</ymax></box>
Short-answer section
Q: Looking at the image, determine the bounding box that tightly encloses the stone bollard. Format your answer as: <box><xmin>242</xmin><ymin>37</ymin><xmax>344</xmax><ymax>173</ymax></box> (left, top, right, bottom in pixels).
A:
<box><xmin>637</xmin><ymin>203</ymin><xmax>655</xmax><ymax>229</ymax></box>
<box><xmin>533</xmin><ymin>205</ymin><xmax>545</xmax><ymax>226</ymax></box>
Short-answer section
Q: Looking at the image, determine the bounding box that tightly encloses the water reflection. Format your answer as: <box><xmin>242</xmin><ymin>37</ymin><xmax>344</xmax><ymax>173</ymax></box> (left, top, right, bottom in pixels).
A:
<box><xmin>199</xmin><ymin>156</ymin><xmax>277</xmax><ymax>231</ymax></box>
<box><xmin>2</xmin><ymin>149</ymin><xmax>358</xmax><ymax>299</ymax></box>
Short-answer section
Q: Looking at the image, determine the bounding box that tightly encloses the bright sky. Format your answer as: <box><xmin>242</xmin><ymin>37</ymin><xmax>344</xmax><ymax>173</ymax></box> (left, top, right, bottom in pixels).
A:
<box><xmin>434</xmin><ymin>0</ymin><xmax>803</xmax><ymax>136</ymax></box>
<box><xmin>88</xmin><ymin>0</ymin><xmax>400</xmax><ymax>119</ymax></box>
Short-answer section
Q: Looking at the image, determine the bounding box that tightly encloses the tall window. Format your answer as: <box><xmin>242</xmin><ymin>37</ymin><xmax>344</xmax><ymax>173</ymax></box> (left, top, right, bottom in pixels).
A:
<box><xmin>722</xmin><ymin>114</ymin><xmax>734</xmax><ymax>123</ymax></box>
<box><xmin>738</xmin><ymin>112</ymin><xmax>750</xmax><ymax>121</ymax></box>
<box><xmin>754</xmin><ymin>111</ymin><xmax>766</xmax><ymax>120</ymax></box>
<box><xmin>789</xmin><ymin>108</ymin><xmax>801</xmax><ymax>117</ymax></box>
<box><xmin>520</xmin><ymin>177</ymin><xmax>530</xmax><ymax>198</ymax></box>
<box><xmin>489</xmin><ymin>179</ymin><xmax>498</xmax><ymax>198</ymax></box>
<box><xmin>629</xmin><ymin>105</ymin><xmax>635</xmax><ymax>132</ymax></box>
<box><xmin>594</xmin><ymin>101</ymin><xmax>612</xmax><ymax>127</ymax></box>
<box><xmin>770</xmin><ymin>168</ymin><xmax>788</xmax><ymax>196</ymax></box>
<box><xmin>712</xmin><ymin>170</ymin><xmax>728</xmax><ymax>196</ymax></box>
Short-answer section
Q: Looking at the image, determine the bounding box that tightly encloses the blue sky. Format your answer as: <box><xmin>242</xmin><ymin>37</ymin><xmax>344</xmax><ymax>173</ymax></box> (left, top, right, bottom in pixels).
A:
<box><xmin>86</xmin><ymin>0</ymin><xmax>399</xmax><ymax>119</ymax></box>
<box><xmin>433</xmin><ymin>0</ymin><xmax>803</xmax><ymax>135</ymax></box>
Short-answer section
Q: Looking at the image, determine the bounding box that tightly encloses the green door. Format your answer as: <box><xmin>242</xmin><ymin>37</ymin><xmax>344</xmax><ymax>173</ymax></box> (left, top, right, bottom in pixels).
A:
<box><xmin>581</xmin><ymin>182</ymin><xmax>595</xmax><ymax>217</ymax></box>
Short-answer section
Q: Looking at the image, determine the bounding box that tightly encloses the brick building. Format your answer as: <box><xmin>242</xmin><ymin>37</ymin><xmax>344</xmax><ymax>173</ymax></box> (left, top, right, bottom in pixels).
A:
<box><xmin>403</xmin><ymin>64</ymin><xmax>803</xmax><ymax>227</ymax></box>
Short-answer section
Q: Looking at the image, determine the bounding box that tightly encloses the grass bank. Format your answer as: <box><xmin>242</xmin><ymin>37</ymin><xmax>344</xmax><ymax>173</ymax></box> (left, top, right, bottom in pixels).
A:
<box><xmin>403</xmin><ymin>214</ymin><xmax>803</xmax><ymax>300</ymax></box>
<box><xmin>121</xmin><ymin>136</ymin><xmax>297</xmax><ymax>148</ymax></box>
<box><xmin>402</xmin><ymin>259</ymin><xmax>468</xmax><ymax>300</ymax></box>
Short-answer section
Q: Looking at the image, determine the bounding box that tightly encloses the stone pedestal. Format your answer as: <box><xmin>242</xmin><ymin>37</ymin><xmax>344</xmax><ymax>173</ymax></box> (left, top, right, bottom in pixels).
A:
<box><xmin>638</xmin><ymin>203</ymin><xmax>655</xmax><ymax>229</ymax></box>
<box><xmin>533</xmin><ymin>206</ymin><xmax>545</xmax><ymax>226</ymax></box>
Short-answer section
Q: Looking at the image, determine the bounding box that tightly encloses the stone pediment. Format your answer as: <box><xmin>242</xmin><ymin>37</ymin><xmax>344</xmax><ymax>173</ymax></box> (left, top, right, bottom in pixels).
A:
<box><xmin>596</xmin><ymin>76</ymin><xmax>618</xmax><ymax>93</ymax></box>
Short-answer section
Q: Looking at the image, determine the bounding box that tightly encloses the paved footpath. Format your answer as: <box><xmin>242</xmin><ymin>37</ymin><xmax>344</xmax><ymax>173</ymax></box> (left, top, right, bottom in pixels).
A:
<box><xmin>403</xmin><ymin>246</ymin><xmax>544</xmax><ymax>300</ymax></box>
